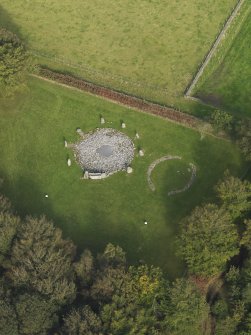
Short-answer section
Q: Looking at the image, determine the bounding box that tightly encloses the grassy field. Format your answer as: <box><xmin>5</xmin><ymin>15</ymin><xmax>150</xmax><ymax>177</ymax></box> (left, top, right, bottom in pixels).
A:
<box><xmin>195</xmin><ymin>3</ymin><xmax>251</xmax><ymax>118</ymax></box>
<box><xmin>0</xmin><ymin>0</ymin><xmax>237</xmax><ymax>105</ymax></box>
<box><xmin>0</xmin><ymin>77</ymin><xmax>244</xmax><ymax>277</ymax></box>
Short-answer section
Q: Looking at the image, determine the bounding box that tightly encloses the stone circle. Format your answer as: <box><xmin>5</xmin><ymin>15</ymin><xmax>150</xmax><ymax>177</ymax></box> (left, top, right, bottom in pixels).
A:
<box><xmin>147</xmin><ymin>155</ymin><xmax>197</xmax><ymax>194</ymax></box>
<box><xmin>73</xmin><ymin>128</ymin><xmax>134</xmax><ymax>176</ymax></box>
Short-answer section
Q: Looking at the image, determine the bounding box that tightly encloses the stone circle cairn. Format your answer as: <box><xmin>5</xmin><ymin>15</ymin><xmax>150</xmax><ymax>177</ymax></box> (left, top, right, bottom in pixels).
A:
<box><xmin>73</xmin><ymin>128</ymin><xmax>134</xmax><ymax>178</ymax></box>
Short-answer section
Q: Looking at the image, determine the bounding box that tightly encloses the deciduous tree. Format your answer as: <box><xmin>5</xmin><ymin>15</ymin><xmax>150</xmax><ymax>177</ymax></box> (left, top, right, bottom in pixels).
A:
<box><xmin>0</xmin><ymin>198</ymin><xmax>20</xmax><ymax>264</ymax></box>
<box><xmin>241</xmin><ymin>220</ymin><xmax>251</xmax><ymax>251</ymax></box>
<box><xmin>0</xmin><ymin>284</ymin><xmax>18</xmax><ymax>335</ymax></box>
<box><xmin>101</xmin><ymin>265</ymin><xmax>168</xmax><ymax>335</ymax></box>
<box><xmin>165</xmin><ymin>279</ymin><xmax>210</xmax><ymax>335</ymax></box>
<box><xmin>5</xmin><ymin>216</ymin><xmax>76</xmax><ymax>305</ymax></box>
<box><xmin>215</xmin><ymin>172</ymin><xmax>251</xmax><ymax>219</ymax></box>
<box><xmin>74</xmin><ymin>249</ymin><xmax>94</xmax><ymax>288</ymax></box>
<box><xmin>61</xmin><ymin>306</ymin><xmax>103</xmax><ymax>335</ymax></box>
<box><xmin>0</xmin><ymin>28</ymin><xmax>28</xmax><ymax>97</ymax></box>
<box><xmin>211</xmin><ymin>110</ymin><xmax>233</xmax><ymax>132</ymax></box>
<box><xmin>236</xmin><ymin>120</ymin><xmax>251</xmax><ymax>161</ymax></box>
<box><xmin>178</xmin><ymin>204</ymin><xmax>239</xmax><ymax>276</ymax></box>
<box><xmin>15</xmin><ymin>293</ymin><xmax>58</xmax><ymax>335</ymax></box>
<box><xmin>90</xmin><ymin>244</ymin><xmax>126</xmax><ymax>304</ymax></box>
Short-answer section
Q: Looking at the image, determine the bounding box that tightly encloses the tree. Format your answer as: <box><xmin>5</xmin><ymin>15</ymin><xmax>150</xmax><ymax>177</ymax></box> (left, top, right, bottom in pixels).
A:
<box><xmin>214</xmin><ymin>301</ymin><xmax>245</xmax><ymax>335</ymax></box>
<box><xmin>225</xmin><ymin>267</ymin><xmax>242</xmax><ymax>305</ymax></box>
<box><xmin>97</xmin><ymin>243</ymin><xmax>126</xmax><ymax>269</ymax></box>
<box><xmin>215</xmin><ymin>172</ymin><xmax>251</xmax><ymax>219</ymax></box>
<box><xmin>0</xmin><ymin>283</ymin><xmax>18</xmax><ymax>335</ymax></box>
<box><xmin>232</xmin><ymin>258</ymin><xmax>251</xmax><ymax>334</ymax></box>
<box><xmin>241</xmin><ymin>220</ymin><xmax>251</xmax><ymax>251</ymax></box>
<box><xmin>5</xmin><ymin>216</ymin><xmax>76</xmax><ymax>305</ymax></box>
<box><xmin>61</xmin><ymin>306</ymin><xmax>103</xmax><ymax>335</ymax></box>
<box><xmin>0</xmin><ymin>28</ymin><xmax>28</xmax><ymax>97</ymax></box>
<box><xmin>0</xmin><ymin>194</ymin><xmax>12</xmax><ymax>213</ymax></box>
<box><xmin>213</xmin><ymin>263</ymin><xmax>250</xmax><ymax>335</ymax></box>
<box><xmin>90</xmin><ymin>244</ymin><xmax>127</xmax><ymax>304</ymax></box>
<box><xmin>0</xmin><ymin>211</ymin><xmax>20</xmax><ymax>265</ymax></box>
<box><xmin>240</xmin><ymin>257</ymin><xmax>251</xmax><ymax>311</ymax></box>
<box><xmin>74</xmin><ymin>249</ymin><xmax>94</xmax><ymax>288</ymax></box>
<box><xmin>101</xmin><ymin>265</ymin><xmax>168</xmax><ymax>335</ymax></box>
<box><xmin>236</xmin><ymin>120</ymin><xmax>251</xmax><ymax>161</ymax></box>
<box><xmin>178</xmin><ymin>204</ymin><xmax>239</xmax><ymax>276</ymax></box>
<box><xmin>165</xmin><ymin>279</ymin><xmax>210</xmax><ymax>335</ymax></box>
<box><xmin>15</xmin><ymin>293</ymin><xmax>59</xmax><ymax>335</ymax></box>
<box><xmin>211</xmin><ymin>110</ymin><xmax>233</xmax><ymax>132</ymax></box>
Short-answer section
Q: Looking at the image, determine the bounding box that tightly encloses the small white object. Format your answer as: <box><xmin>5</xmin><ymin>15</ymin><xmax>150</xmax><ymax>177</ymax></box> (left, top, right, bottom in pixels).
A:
<box><xmin>67</xmin><ymin>158</ymin><xmax>72</xmax><ymax>167</ymax></box>
<box><xmin>76</xmin><ymin>128</ymin><xmax>85</xmax><ymax>137</ymax></box>
<box><xmin>84</xmin><ymin>171</ymin><xmax>89</xmax><ymax>179</ymax></box>
<box><xmin>45</xmin><ymin>194</ymin><xmax>49</xmax><ymax>198</ymax></box>
<box><xmin>139</xmin><ymin>149</ymin><xmax>144</xmax><ymax>157</ymax></box>
<box><xmin>100</xmin><ymin>117</ymin><xmax>105</xmax><ymax>124</ymax></box>
<box><xmin>121</xmin><ymin>122</ymin><xmax>126</xmax><ymax>129</ymax></box>
<box><xmin>135</xmin><ymin>132</ymin><xmax>140</xmax><ymax>139</ymax></box>
<box><xmin>64</xmin><ymin>140</ymin><xmax>68</xmax><ymax>148</ymax></box>
<box><xmin>144</xmin><ymin>221</ymin><xmax>148</xmax><ymax>225</ymax></box>
<box><xmin>127</xmin><ymin>166</ymin><xmax>133</xmax><ymax>174</ymax></box>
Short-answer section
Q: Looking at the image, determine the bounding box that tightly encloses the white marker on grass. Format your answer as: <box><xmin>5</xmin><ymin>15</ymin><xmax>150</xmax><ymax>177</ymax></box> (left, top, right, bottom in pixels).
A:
<box><xmin>45</xmin><ymin>194</ymin><xmax>49</xmax><ymax>198</ymax></box>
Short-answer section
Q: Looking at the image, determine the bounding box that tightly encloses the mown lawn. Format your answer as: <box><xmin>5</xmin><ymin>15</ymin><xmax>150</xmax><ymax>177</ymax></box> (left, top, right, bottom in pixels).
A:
<box><xmin>0</xmin><ymin>77</ymin><xmax>244</xmax><ymax>277</ymax></box>
<box><xmin>0</xmin><ymin>0</ymin><xmax>237</xmax><ymax>104</ymax></box>
<box><xmin>195</xmin><ymin>7</ymin><xmax>251</xmax><ymax>118</ymax></box>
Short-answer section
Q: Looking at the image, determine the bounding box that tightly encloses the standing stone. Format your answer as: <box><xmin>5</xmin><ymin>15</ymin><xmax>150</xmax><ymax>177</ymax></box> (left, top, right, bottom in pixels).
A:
<box><xmin>100</xmin><ymin>117</ymin><xmax>105</xmax><ymax>124</ymax></box>
<box><xmin>127</xmin><ymin>166</ymin><xmax>133</xmax><ymax>174</ymax></box>
<box><xmin>76</xmin><ymin>128</ymin><xmax>85</xmax><ymax>137</ymax></box>
<box><xmin>139</xmin><ymin>149</ymin><xmax>144</xmax><ymax>157</ymax></box>
<box><xmin>64</xmin><ymin>140</ymin><xmax>68</xmax><ymax>148</ymax></box>
<box><xmin>121</xmin><ymin>122</ymin><xmax>126</xmax><ymax>129</ymax></box>
<box><xmin>84</xmin><ymin>171</ymin><xmax>89</xmax><ymax>179</ymax></box>
<box><xmin>135</xmin><ymin>132</ymin><xmax>140</xmax><ymax>139</ymax></box>
<box><xmin>67</xmin><ymin>158</ymin><xmax>72</xmax><ymax>167</ymax></box>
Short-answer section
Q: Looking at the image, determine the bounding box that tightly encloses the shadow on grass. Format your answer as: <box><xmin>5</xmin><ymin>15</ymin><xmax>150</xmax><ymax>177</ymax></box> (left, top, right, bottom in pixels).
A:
<box><xmin>0</xmin><ymin>171</ymin><xmax>145</xmax><ymax>269</ymax></box>
<box><xmin>0</xmin><ymin>5</ymin><xmax>23</xmax><ymax>38</ymax></box>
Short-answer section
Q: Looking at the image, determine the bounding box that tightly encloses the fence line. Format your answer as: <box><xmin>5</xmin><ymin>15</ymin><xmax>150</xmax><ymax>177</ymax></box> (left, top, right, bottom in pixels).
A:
<box><xmin>185</xmin><ymin>0</ymin><xmax>246</xmax><ymax>98</ymax></box>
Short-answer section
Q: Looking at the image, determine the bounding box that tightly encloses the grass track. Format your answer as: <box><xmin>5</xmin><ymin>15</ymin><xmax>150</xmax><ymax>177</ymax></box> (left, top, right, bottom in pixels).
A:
<box><xmin>0</xmin><ymin>77</ymin><xmax>244</xmax><ymax>276</ymax></box>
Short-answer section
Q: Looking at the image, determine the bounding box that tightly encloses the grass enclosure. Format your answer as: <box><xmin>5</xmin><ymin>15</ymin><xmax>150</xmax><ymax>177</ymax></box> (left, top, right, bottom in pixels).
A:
<box><xmin>0</xmin><ymin>77</ymin><xmax>244</xmax><ymax>277</ymax></box>
<box><xmin>0</xmin><ymin>0</ymin><xmax>237</xmax><ymax>105</ymax></box>
<box><xmin>194</xmin><ymin>2</ymin><xmax>251</xmax><ymax>117</ymax></box>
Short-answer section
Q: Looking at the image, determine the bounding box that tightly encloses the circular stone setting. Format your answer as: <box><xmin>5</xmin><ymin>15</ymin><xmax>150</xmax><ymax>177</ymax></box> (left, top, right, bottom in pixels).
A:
<box><xmin>73</xmin><ymin>128</ymin><xmax>134</xmax><ymax>176</ymax></box>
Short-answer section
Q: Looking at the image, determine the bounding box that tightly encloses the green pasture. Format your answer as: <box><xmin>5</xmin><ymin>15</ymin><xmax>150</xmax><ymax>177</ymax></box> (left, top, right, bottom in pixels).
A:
<box><xmin>0</xmin><ymin>77</ymin><xmax>244</xmax><ymax>277</ymax></box>
<box><xmin>195</xmin><ymin>4</ymin><xmax>251</xmax><ymax>118</ymax></box>
<box><xmin>0</xmin><ymin>0</ymin><xmax>237</xmax><ymax>105</ymax></box>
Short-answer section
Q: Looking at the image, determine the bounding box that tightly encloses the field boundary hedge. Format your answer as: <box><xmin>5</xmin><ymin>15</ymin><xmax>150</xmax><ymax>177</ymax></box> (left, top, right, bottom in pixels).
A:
<box><xmin>35</xmin><ymin>67</ymin><xmax>201</xmax><ymax>129</ymax></box>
